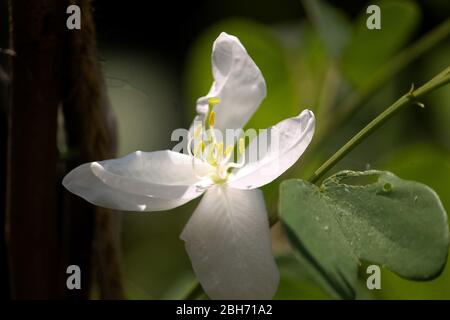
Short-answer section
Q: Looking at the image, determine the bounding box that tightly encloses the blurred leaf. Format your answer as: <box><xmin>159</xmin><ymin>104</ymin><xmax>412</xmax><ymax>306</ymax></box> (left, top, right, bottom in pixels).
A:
<box><xmin>280</xmin><ymin>170</ymin><xmax>449</xmax><ymax>299</ymax></box>
<box><xmin>383</xmin><ymin>145</ymin><xmax>450</xmax><ymax>210</ymax></box>
<box><xmin>122</xmin><ymin>199</ymin><xmax>200</xmax><ymax>299</ymax></box>
<box><xmin>422</xmin><ymin>43</ymin><xmax>450</xmax><ymax>149</ymax></box>
<box><xmin>102</xmin><ymin>50</ymin><xmax>180</xmax><ymax>156</ymax></box>
<box><xmin>302</xmin><ymin>0</ymin><xmax>351</xmax><ymax>58</ymax></box>
<box><xmin>274</xmin><ymin>254</ymin><xmax>330</xmax><ymax>300</ymax></box>
<box><xmin>161</xmin><ymin>273</ymin><xmax>199</xmax><ymax>300</ymax></box>
<box><xmin>276</xmin><ymin>251</ymin><xmax>374</xmax><ymax>300</ymax></box>
<box><xmin>284</xmin><ymin>23</ymin><xmax>328</xmax><ymax>123</ymax></box>
<box><xmin>184</xmin><ymin>18</ymin><xmax>299</xmax><ymax>131</ymax></box>
<box><xmin>342</xmin><ymin>0</ymin><xmax>420</xmax><ymax>87</ymax></box>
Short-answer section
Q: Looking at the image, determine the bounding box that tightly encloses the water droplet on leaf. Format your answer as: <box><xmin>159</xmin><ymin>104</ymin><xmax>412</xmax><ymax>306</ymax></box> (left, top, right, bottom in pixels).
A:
<box><xmin>382</xmin><ymin>183</ymin><xmax>392</xmax><ymax>192</ymax></box>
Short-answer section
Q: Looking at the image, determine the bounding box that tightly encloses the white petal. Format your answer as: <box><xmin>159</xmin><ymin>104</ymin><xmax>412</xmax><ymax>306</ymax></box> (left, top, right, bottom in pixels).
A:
<box><xmin>62</xmin><ymin>150</ymin><xmax>213</xmax><ymax>212</ymax></box>
<box><xmin>196</xmin><ymin>32</ymin><xmax>266</xmax><ymax>132</ymax></box>
<box><xmin>229</xmin><ymin>109</ymin><xmax>315</xmax><ymax>190</ymax></box>
<box><xmin>180</xmin><ymin>186</ymin><xmax>279</xmax><ymax>299</ymax></box>
<box><xmin>91</xmin><ymin>150</ymin><xmax>214</xmax><ymax>199</ymax></box>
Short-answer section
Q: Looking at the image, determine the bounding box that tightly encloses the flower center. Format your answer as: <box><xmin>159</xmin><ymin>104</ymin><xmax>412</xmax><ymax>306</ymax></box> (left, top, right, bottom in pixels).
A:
<box><xmin>187</xmin><ymin>97</ymin><xmax>246</xmax><ymax>184</ymax></box>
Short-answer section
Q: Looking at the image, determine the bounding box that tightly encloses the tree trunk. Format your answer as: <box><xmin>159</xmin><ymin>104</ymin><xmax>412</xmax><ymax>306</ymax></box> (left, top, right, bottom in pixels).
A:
<box><xmin>62</xmin><ymin>0</ymin><xmax>124</xmax><ymax>299</ymax></box>
<box><xmin>6</xmin><ymin>0</ymin><xmax>65</xmax><ymax>299</ymax></box>
<box><xmin>6</xmin><ymin>0</ymin><xmax>124</xmax><ymax>299</ymax></box>
<box><xmin>0</xmin><ymin>0</ymin><xmax>10</xmax><ymax>300</ymax></box>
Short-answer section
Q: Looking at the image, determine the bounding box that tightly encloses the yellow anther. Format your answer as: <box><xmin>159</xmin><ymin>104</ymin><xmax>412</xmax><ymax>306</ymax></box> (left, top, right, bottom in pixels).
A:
<box><xmin>208</xmin><ymin>97</ymin><xmax>221</xmax><ymax>107</ymax></box>
<box><xmin>206</xmin><ymin>97</ymin><xmax>220</xmax><ymax>131</ymax></box>
<box><xmin>238</xmin><ymin>138</ymin><xmax>245</xmax><ymax>155</ymax></box>
<box><xmin>193</xmin><ymin>124</ymin><xmax>202</xmax><ymax>139</ymax></box>
<box><xmin>209</xmin><ymin>111</ymin><xmax>216</xmax><ymax>127</ymax></box>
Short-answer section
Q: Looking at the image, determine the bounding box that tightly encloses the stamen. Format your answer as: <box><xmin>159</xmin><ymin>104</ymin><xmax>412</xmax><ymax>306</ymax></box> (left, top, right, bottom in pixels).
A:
<box><xmin>193</xmin><ymin>124</ymin><xmax>202</xmax><ymax>139</ymax></box>
<box><xmin>224</xmin><ymin>137</ymin><xmax>246</xmax><ymax>171</ymax></box>
<box><xmin>225</xmin><ymin>160</ymin><xmax>246</xmax><ymax>170</ymax></box>
<box><xmin>194</xmin><ymin>140</ymin><xmax>205</xmax><ymax>157</ymax></box>
<box><xmin>238</xmin><ymin>137</ymin><xmax>246</xmax><ymax>155</ymax></box>
<box><xmin>209</xmin><ymin>111</ymin><xmax>216</xmax><ymax>127</ymax></box>
<box><xmin>206</xmin><ymin>97</ymin><xmax>220</xmax><ymax>131</ymax></box>
<box><xmin>190</xmin><ymin>95</ymin><xmax>238</xmax><ymax>184</ymax></box>
<box><xmin>225</xmin><ymin>145</ymin><xmax>233</xmax><ymax>157</ymax></box>
<box><xmin>220</xmin><ymin>145</ymin><xmax>235</xmax><ymax>166</ymax></box>
<box><xmin>208</xmin><ymin>97</ymin><xmax>221</xmax><ymax>106</ymax></box>
<box><xmin>216</xmin><ymin>142</ymin><xmax>223</xmax><ymax>160</ymax></box>
<box><xmin>190</xmin><ymin>141</ymin><xmax>215</xmax><ymax>180</ymax></box>
<box><xmin>206</xmin><ymin>144</ymin><xmax>217</xmax><ymax>166</ymax></box>
<box><xmin>191</xmin><ymin>157</ymin><xmax>215</xmax><ymax>180</ymax></box>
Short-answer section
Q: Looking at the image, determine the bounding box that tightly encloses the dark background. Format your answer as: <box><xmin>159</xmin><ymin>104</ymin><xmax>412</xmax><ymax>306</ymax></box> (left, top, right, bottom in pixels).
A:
<box><xmin>92</xmin><ymin>0</ymin><xmax>449</xmax><ymax>75</ymax></box>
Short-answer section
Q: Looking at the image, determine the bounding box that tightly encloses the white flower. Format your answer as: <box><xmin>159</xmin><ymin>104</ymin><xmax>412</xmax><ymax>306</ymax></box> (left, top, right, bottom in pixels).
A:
<box><xmin>63</xmin><ymin>32</ymin><xmax>315</xmax><ymax>300</ymax></box>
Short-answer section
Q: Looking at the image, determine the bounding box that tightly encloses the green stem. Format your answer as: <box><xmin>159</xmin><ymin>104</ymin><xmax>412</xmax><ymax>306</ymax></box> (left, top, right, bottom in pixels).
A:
<box><xmin>308</xmin><ymin>65</ymin><xmax>450</xmax><ymax>184</ymax></box>
<box><xmin>320</xmin><ymin>18</ymin><xmax>450</xmax><ymax>138</ymax></box>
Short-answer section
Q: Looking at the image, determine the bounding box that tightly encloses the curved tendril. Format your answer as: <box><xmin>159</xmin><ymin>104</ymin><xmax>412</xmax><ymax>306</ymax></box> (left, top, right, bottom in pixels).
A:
<box><xmin>224</xmin><ymin>137</ymin><xmax>246</xmax><ymax>171</ymax></box>
<box><xmin>220</xmin><ymin>146</ymin><xmax>234</xmax><ymax>167</ymax></box>
<box><xmin>225</xmin><ymin>157</ymin><xmax>246</xmax><ymax>171</ymax></box>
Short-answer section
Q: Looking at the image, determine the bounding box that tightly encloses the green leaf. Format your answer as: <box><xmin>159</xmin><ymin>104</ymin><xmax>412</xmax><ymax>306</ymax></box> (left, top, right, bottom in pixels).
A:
<box><xmin>374</xmin><ymin>144</ymin><xmax>450</xmax><ymax>299</ymax></box>
<box><xmin>342</xmin><ymin>0</ymin><xmax>420</xmax><ymax>87</ymax></box>
<box><xmin>280</xmin><ymin>170</ymin><xmax>449</xmax><ymax>299</ymax></box>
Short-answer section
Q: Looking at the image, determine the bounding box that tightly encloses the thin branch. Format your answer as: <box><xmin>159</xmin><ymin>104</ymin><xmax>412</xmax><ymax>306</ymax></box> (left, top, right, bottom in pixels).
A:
<box><xmin>319</xmin><ymin>18</ymin><xmax>450</xmax><ymax>140</ymax></box>
<box><xmin>308</xmin><ymin>66</ymin><xmax>450</xmax><ymax>184</ymax></box>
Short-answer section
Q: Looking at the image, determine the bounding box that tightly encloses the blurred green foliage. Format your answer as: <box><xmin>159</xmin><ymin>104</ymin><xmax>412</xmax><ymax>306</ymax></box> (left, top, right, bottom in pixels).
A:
<box><xmin>109</xmin><ymin>0</ymin><xmax>450</xmax><ymax>299</ymax></box>
<box><xmin>342</xmin><ymin>0</ymin><xmax>420</xmax><ymax>87</ymax></box>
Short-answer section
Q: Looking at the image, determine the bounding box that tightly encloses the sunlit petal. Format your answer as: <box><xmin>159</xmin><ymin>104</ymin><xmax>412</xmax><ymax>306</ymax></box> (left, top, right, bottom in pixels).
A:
<box><xmin>181</xmin><ymin>186</ymin><xmax>279</xmax><ymax>299</ymax></box>
<box><xmin>62</xmin><ymin>150</ymin><xmax>213</xmax><ymax>211</ymax></box>
<box><xmin>195</xmin><ymin>32</ymin><xmax>266</xmax><ymax>132</ymax></box>
<box><xmin>229</xmin><ymin>109</ymin><xmax>315</xmax><ymax>189</ymax></box>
